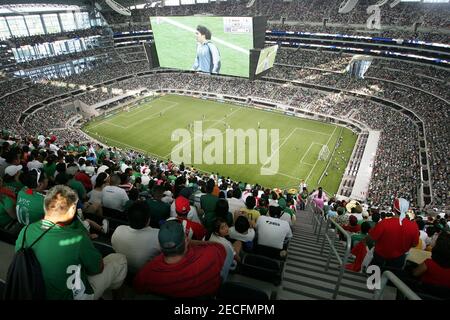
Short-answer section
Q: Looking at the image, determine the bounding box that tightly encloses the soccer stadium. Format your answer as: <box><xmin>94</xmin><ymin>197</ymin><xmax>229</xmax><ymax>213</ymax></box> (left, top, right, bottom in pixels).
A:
<box><xmin>0</xmin><ymin>0</ymin><xmax>449</xmax><ymax>304</ymax></box>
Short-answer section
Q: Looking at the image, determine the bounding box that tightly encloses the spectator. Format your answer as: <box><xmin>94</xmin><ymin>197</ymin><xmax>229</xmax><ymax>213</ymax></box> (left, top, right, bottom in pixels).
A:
<box><xmin>209</xmin><ymin>217</ymin><xmax>241</xmax><ymax>263</ymax></box>
<box><xmin>312</xmin><ymin>187</ymin><xmax>328</xmax><ymax>209</ymax></box>
<box><xmin>412</xmin><ymin>231</ymin><xmax>450</xmax><ymax>288</ymax></box>
<box><xmin>0</xmin><ymin>177</ymin><xmax>17</xmax><ymax>228</ymax></box>
<box><xmin>102</xmin><ymin>174</ymin><xmax>129</xmax><ymax>212</ymax></box>
<box><xmin>369</xmin><ymin>198</ymin><xmax>419</xmax><ymax>270</ymax></box>
<box><xmin>15</xmin><ymin>185</ymin><xmax>127</xmax><ymax>299</ymax></box>
<box><xmin>255</xmin><ymin>204</ymin><xmax>292</xmax><ymax>257</ymax></box>
<box><xmin>199</xmin><ymin>178</ymin><xmax>218</xmax><ymax>216</ymax></box>
<box><xmin>111</xmin><ymin>201</ymin><xmax>160</xmax><ymax>273</ymax></box>
<box><xmin>229</xmin><ymin>215</ymin><xmax>255</xmax><ymax>250</ymax></box>
<box><xmin>351</xmin><ymin>221</ymin><xmax>373</xmax><ymax>248</ymax></box>
<box><xmin>16</xmin><ymin>169</ymin><xmax>48</xmax><ymax>225</ymax></box>
<box><xmin>343</xmin><ymin>215</ymin><xmax>361</xmax><ymax>233</ymax></box>
<box><xmin>133</xmin><ymin>219</ymin><xmax>232</xmax><ymax>298</ymax></box>
<box><xmin>147</xmin><ymin>185</ymin><xmax>170</xmax><ymax>228</ymax></box>
<box><xmin>237</xmin><ymin>195</ymin><xmax>260</xmax><ymax>227</ymax></box>
<box><xmin>203</xmin><ymin>198</ymin><xmax>233</xmax><ymax>234</ymax></box>
<box><xmin>3</xmin><ymin>165</ymin><xmax>24</xmax><ymax>194</ymax></box>
<box><xmin>174</xmin><ymin>194</ymin><xmax>207</xmax><ymax>241</ymax></box>
<box><xmin>227</xmin><ymin>187</ymin><xmax>245</xmax><ymax>215</ymax></box>
<box><xmin>170</xmin><ymin>187</ymin><xmax>200</xmax><ymax>223</ymax></box>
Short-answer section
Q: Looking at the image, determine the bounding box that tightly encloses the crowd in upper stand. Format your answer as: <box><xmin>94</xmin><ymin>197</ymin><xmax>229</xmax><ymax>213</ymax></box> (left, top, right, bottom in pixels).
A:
<box><xmin>102</xmin><ymin>0</ymin><xmax>450</xmax><ymax>42</ymax></box>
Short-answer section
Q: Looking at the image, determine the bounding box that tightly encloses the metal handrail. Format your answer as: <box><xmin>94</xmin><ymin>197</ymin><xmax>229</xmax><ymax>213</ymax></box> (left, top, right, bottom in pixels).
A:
<box><xmin>319</xmin><ymin>218</ymin><xmax>352</xmax><ymax>300</ymax></box>
<box><xmin>311</xmin><ymin>201</ymin><xmax>326</xmax><ymax>242</ymax></box>
<box><xmin>374</xmin><ymin>271</ymin><xmax>422</xmax><ymax>300</ymax></box>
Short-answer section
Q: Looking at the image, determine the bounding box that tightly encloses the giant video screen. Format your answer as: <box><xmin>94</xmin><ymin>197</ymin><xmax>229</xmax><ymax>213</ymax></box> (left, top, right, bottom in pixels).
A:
<box><xmin>150</xmin><ymin>16</ymin><xmax>255</xmax><ymax>77</ymax></box>
<box><xmin>255</xmin><ymin>45</ymin><xmax>279</xmax><ymax>75</ymax></box>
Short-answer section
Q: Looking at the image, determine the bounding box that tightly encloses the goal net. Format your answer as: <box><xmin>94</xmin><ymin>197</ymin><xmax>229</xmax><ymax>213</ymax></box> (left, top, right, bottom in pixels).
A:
<box><xmin>318</xmin><ymin>145</ymin><xmax>330</xmax><ymax>161</ymax></box>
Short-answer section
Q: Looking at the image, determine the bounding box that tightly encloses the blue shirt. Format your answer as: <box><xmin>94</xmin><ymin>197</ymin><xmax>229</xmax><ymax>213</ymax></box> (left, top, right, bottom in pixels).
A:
<box><xmin>193</xmin><ymin>41</ymin><xmax>220</xmax><ymax>74</ymax></box>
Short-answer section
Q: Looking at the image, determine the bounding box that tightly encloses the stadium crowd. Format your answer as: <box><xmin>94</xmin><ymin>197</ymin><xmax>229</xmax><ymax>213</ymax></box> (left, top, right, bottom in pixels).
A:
<box><xmin>0</xmin><ymin>127</ymin><xmax>448</xmax><ymax>299</ymax></box>
<box><xmin>0</xmin><ymin>46</ymin><xmax>447</xmax><ymax>213</ymax></box>
<box><xmin>102</xmin><ymin>0</ymin><xmax>450</xmax><ymax>42</ymax></box>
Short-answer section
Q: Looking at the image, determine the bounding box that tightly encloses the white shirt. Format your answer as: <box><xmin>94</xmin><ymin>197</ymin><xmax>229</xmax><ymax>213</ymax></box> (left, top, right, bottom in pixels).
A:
<box><xmin>419</xmin><ymin>230</ymin><xmax>428</xmax><ymax>250</ymax></box>
<box><xmin>27</xmin><ymin>160</ymin><xmax>43</xmax><ymax>171</ymax></box>
<box><xmin>140</xmin><ymin>175</ymin><xmax>150</xmax><ymax>186</ymax></box>
<box><xmin>120</xmin><ymin>163</ymin><xmax>130</xmax><ymax>173</ymax></box>
<box><xmin>111</xmin><ymin>226</ymin><xmax>160</xmax><ymax>273</ymax></box>
<box><xmin>88</xmin><ymin>189</ymin><xmax>103</xmax><ymax>205</ymax></box>
<box><xmin>228</xmin><ymin>197</ymin><xmax>245</xmax><ymax>215</ymax></box>
<box><xmin>102</xmin><ymin>186</ymin><xmax>129</xmax><ymax>212</ymax></box>
<box><xmin>256</xmin><ymin>215</ymin><xmax>292</xmax><ymax>250</ymax></box>
<box><xmin>279</xmin><ymin>212</ymin><xmax>293</xmax><ymax>227</ymax></box>
<box><xmin>209</xmin><ymin>233</ymin><xmax>235</xmax><ymax>257</ymax></box>
<box><xmin>229</xmin><ymin>227</ymin><xmax>255</xmax><ymax>243</ymax></box>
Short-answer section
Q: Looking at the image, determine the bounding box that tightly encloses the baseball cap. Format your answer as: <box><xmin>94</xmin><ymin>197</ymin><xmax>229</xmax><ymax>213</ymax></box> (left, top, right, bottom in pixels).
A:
<box><xmin>84</xmin><ymin>166</ymin><xmax>95</xmax><ymax>177</ymax></box>
<box><xmin>5</xmin><ymin>165</ymin><xmax>22</xmax><ymax>176</ymax></box>
<box><xmin>158</xmin><ymin>220</ymin><xmax>185</xmax><ymax>253</ymax></box>
<box><xmin>179</xmin><ymin>187</ymin><xmax>193</xmax><ymax>199</ymax></box>
<box><xmin>175</xmin><ymin>196</ymin><xmax>190</xmax><ymax>215</ymax></box>
<box><xmin>97</xmin><ymin>165</ymin><xmax>109</xmax><ymax>174</ymax></box>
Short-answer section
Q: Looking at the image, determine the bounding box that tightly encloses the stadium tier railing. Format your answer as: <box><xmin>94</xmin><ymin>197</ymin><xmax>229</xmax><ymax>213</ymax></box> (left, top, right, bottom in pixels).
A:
<box><xmin>374</xmin><ymin>271</ymin><xmax>422</xmax><ymax>300</ymax></box>
<box><xmin>311</xmin><ymin>201</ymin><xmax>352</xmax><ymax>299</ymax></box>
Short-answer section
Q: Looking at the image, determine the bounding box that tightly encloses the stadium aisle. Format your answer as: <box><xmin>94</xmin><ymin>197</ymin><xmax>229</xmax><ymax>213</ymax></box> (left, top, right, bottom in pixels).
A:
<box><xmin>277</xmin><ymin>208</ymin><xmax>374</xmax><ymax>300</ymax></box>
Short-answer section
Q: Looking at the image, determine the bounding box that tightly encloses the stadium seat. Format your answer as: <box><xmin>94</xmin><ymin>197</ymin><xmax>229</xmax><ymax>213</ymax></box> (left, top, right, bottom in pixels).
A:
<box><xmin>92</xmin><ymin>241</ymin><xmax>116</xmax><ymax>257</ymax></box>
<box><xmin>102</xmin><ymin>207</ymin><xmax>129</xmax><ymax>234</ymax></box>
<box><xmin>217</xmin><ymin>281</ymin><xmax>269</xmax><ymax>300</ymax></box>
<box><xmin>238</xmin><ymin>253</ymin><xmax>282</xmax><ymax>285</ymax></box>
<box><xmin>254</xmin><ymin>244</ymin><xmax>287</xmax><ymax>261</ymax></box>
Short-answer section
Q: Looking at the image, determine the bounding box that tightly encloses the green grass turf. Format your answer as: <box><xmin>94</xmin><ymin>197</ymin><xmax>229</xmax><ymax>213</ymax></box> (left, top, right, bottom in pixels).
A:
<box><xmin>150</xmin><ymin>16</ymin><xmax>253</xmax><ymax>77</ymax></box>
<box><xmin>83</xmin><ymin>95</ymin><xmax>357</xmax><ymax>194</ymax></box>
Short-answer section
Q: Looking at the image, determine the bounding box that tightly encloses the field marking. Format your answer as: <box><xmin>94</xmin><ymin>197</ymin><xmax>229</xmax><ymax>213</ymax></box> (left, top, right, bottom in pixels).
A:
<box><xmin>158</xmin><ymin>17</ymin><xmax>250</xmax><ymax>55</ymax></box>
<box><xmin>299</xmin><ymin>142</ymin><xmax>313</xmax><ymax>164</ymax></box>
<box><xmin>109</xmin><ymin>102</ymin><xmax>180</xmax><ymax>130</ymax></box>
<box><xmin>164</xmin><ymin>107</ymin><xmax>242</xmax><ymax>158</ymax></box>
<box><xmin>304</xmin><ymin>126</ymin><xmax>338</xmax><ymax>184</ymax></box>
<box><xmin>121</xmin><ymin>98</ymin><xmax>181</xmax><ymax>119</ymax></box>
<box><xmin>261</xmin><ymin>128</ymin><xmax>298</xmax><ymax>168</ymax></box>
<box><xmin>87</xmin><ymin>101</ymin><xmax>179</xmax><ymax>131</ymax></box>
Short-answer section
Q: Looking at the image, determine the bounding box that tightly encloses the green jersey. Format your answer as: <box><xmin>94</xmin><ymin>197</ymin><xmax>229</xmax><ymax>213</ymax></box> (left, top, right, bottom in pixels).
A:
<box><xmin>4</xmin><ymin>181</ymin><xmax>24</xmax><ymax>195</ymax></box>
<box><xmin>16</xmin><ymin>220</ymin><xmax>102</xmax><ymax>300</ymax></box>
<box><xmin>200</xmin><ymin>194</ymin><xmax>218</xmax><ymax>215</ymax></box>
<box><xmin>16</xmin><ymin>187</ymin><xmax>45</xmax><ymax>225</ymax></box>
<box><xmin>68</xmin><ymin>179</ymin><xmax>86</xmax><ymax>200</ymax></box>
<box><xmin>43</xmin><ymin>162</ymin><xmax>56</xmax><ymax>180</ymax></box>
<box><xmin>0</xmin><ymin>195</ymin><xmax>15</xmax><ymax>227</ymax></box>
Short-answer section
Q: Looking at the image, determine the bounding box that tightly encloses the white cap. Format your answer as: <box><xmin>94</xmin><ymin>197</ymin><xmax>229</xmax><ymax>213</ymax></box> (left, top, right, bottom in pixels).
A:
<box><xmin>97</xmin><ymin>165</ymin><xmax>109</xmax><ymax>174</ymax></box>
<box><xmin>5</xmin><ymin>165</ymin><xmax>22</xmax><ymax>176</ymax></box>
<box><xmin>163</xmin><ymin>190</ymin><xmax>173</xmax><ymax>197</ymax></box>
<box><xmin>84</xmin><ymin>166</ymin><xmax>95</xmax><ymax>177</ymax></box>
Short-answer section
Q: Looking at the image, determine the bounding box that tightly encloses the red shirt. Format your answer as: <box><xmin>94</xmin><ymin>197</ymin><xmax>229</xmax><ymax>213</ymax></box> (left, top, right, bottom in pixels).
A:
<box><xmin>421</xmin><ymin>259</ymin><xmax>450</xmax><ymax>288</ymax></box>
<box><xmin>343</xmin><ymin>224</ymin><xmax>361</xmax><ymax>233</ymax></box>
<box><xmin>74</xmin><ymin>172</ymin><xmax>92</xmax><ymax>191</ymax></box>
<box><xmin>133</xmin><ymin>243</ymin><xmax>226</xmax><ymax>297</ymax></box>
<box><xmin>369</xmin><ymin>217</ymin><xmax>419</xmax><ymax>259</ymax></box>
<box><xmin>178</xmin><ymin>217</ymin><xmax>207</xmax><ymax>241</ymax></box>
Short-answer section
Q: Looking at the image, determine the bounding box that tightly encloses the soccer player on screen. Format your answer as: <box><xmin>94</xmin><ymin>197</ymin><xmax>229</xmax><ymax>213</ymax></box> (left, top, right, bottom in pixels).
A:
<box><xmin>193</xmin><ymin>25</ymin><xmax>221</xmax><ymax>74</ymax></box>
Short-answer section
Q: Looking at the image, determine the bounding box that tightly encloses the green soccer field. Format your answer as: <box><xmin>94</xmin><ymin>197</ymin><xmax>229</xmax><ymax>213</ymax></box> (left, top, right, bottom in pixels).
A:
<box><xmin>83</xmin><ymin>95</ymin><xmax>357</xmax><ymax>194</ymax></box>
<box><xmin>150</xmin><ymin>16</ymin><xmax>253</xmax><ymax>77</ymax></box>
